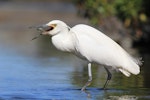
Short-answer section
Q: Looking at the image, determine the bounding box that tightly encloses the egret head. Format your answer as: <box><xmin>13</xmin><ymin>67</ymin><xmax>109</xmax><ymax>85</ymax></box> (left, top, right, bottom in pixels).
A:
<box><xmin>37</xmin><ymin>20</ymin><xmax>69</xmax><ymax>36</ymax></box>
<box><xmin>31</xmin><ymin>20</ymin><xmax>69</xmax><ymax>40</ymax></box>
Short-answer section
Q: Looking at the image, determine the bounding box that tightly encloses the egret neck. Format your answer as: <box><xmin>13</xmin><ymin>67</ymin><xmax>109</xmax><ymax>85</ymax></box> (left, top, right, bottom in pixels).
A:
<box><xmin>51</xmin><ymin>27</ymin><xmax>75</xmax><ymax>52</ymax></box>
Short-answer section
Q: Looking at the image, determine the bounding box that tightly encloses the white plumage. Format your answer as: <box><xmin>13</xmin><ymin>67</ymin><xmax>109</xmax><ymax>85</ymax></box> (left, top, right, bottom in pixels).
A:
<box><xmin>33</xmin><ymin>20</ymin><xmax>142</xmax><ymax>90</ymax></box>
<box><xmin>71</xmin><ymin>24</ymin><xmax>140</xmax><ymax>77</ymax></box>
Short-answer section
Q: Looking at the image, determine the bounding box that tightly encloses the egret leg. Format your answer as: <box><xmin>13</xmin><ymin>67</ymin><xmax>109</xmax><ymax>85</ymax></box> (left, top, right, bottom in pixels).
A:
<box><xmin>103</xmin><ymin>66</ymin><xmax>112</xmax><ymax>89</ymax></box>
<box><xmin>81</xmin><ymin>63</ymin><xmax>92</xmax><ymax>91</ymax></box>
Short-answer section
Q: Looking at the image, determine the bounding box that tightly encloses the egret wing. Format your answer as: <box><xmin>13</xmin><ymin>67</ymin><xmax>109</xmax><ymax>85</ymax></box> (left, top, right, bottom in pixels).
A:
<box><xmin>71</xmin><ymin>24</ymin><xmax>140</xmax><ymax>76</ymax></box>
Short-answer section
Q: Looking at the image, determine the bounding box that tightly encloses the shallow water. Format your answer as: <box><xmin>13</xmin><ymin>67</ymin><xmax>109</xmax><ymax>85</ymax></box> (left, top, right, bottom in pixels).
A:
<box><xmin>0</xmin><ymin>1</ymin><xmax>150</xmax><ymax>100</ymax></box>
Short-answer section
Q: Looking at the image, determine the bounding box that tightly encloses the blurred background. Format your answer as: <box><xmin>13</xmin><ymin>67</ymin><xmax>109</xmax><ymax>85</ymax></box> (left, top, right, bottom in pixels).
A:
<box><xmin>0</xmin><ymin>0</ymin><xmax>150</xmax><ymax>99</ymax></box>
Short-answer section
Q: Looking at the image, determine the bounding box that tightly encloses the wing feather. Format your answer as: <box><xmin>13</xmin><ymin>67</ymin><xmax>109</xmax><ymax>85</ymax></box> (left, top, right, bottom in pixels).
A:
<box><xmin>71</xmin><ymin>24</ymin><xmax>141</xmax><ymax>76</ymax></box>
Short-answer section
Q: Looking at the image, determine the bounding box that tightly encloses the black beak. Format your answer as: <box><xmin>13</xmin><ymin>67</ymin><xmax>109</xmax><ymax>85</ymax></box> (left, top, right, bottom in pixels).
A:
<box><xmin>37</xmin><ymin>25</ymin><xmax>53</xmax><ymax>32</ymax></box>
<box><xmin>31</xmin><ymin>25</ymin><xmax>52</xmax><ymax>41</ymax></box>
<box><xmin>31</xmin><ymin>33</ymin><xmax>42</xmax><ymax>41</ymax></box>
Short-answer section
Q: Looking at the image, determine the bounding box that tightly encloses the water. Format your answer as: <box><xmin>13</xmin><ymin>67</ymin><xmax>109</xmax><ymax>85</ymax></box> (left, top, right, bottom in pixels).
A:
<box><xmin>0</xmin><ymin>1</ymin><xmax>150</xmax><ymax>100</ymax></box>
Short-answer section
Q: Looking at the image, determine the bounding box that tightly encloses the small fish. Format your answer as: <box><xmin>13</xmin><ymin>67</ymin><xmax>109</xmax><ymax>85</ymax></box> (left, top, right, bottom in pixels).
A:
<box><xmin>29</xmin><ymin>25</ymin><xmax>43</xmax><ymax>41</ymax></box>
<box><xmin>31</xmin><ymin>34</ymin><xmax>42</xmax><ymax>41</ymax></box>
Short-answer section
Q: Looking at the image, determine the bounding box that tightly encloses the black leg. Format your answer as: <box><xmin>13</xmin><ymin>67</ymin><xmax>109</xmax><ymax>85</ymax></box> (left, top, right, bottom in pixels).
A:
<box><xmin>103</xmin><ymin>66</ymin><xmax>112</xmax><ymax>89</ymax></box>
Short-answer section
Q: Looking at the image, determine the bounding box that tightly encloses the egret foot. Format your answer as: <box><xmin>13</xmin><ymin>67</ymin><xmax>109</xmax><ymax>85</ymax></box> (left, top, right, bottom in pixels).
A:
<box><xmin>81</xmin><ymin>76</ymin><xmax>92</xmax><ymax>91</ymax></box>
<box><xmin>81</xmin><ymin>63</ymin><xmax>92</xmax><ymax>91</ymax></box>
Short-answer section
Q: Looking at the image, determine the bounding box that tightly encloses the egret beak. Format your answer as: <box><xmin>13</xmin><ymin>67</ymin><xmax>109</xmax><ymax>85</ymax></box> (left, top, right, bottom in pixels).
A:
<box><xmin>31</xmin><ymin>33</ymin><xmax>42</xmax><ymax>41</ymax></box>
<box><xmin>37</xmin><ymin>25</ymin><xmax>53</xmax><ymax>32</ymax></box>
<box><xmin>31</xmin><ymin>25</ymin><xmax>52</xmax><ymax>41</ymax></box>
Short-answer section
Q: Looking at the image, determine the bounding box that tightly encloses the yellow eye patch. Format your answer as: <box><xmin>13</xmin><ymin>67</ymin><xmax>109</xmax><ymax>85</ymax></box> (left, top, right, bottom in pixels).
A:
<box><xmin>45</xmin><ymin>24</ymin><xmax>57</xmax><ymax>31</ymax></box>
<box><xmin>51</xmin><ymin>24</ymin><xmax>57</xmax><ymax>28</ymax></box>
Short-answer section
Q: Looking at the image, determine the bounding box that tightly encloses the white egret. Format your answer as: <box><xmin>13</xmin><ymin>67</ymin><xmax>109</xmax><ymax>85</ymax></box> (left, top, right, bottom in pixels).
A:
<box><xmin>32</xmin><ymin>20</ymin><xmax>142</xmax><ymax>91</ymax></box>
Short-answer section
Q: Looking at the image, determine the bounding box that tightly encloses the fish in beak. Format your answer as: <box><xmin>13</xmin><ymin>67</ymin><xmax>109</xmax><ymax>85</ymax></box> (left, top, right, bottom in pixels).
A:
<box><xmin>31</xmin><ymin>25</ymin><xmax>53</xmax><ymax>41</ymax></box>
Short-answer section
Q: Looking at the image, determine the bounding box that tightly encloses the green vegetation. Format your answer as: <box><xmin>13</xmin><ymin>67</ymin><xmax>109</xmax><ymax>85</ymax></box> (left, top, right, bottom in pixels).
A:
<box><xmin>74</xmin><ymin>0</ymin><xmax>146</xmax><ymax>27</ymax></box>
